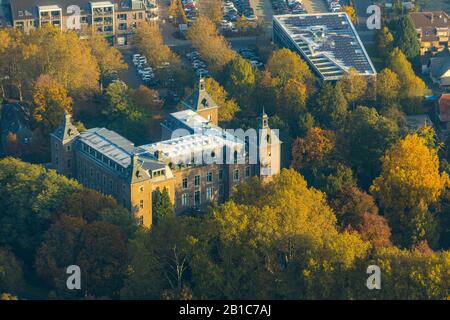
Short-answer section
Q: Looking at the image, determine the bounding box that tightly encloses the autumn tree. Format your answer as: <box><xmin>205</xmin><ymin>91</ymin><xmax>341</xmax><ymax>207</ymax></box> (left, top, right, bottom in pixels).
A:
<box><xmin>376</xmin><ymin>68</ymin><xmax>401</xmax><ymax>105</ymax></box>
<box><xmin>84</xmin><ymin>29</ymin><xmax>127</xmax><ymax>79</ymax></box>
<box><xmin>266</xmin><ymin>48</ymin><xmax>315</xmax><ymax>90</ymax></box>
<box><xmin>205</xmin><ymin>77</ymin><xmax>240</xmax><ymax>122</ymax></box>
<box><xmin>198</xmin><ymin>0</ymin><xmax>222</xmax><ymax>24</ymax></box>
<box><xmin>330</xmin><ymin>187</ymin><xmax>392</xmax><ymax>248</ymax></box>
<box><xmin>132</xmin><ymin>85</ymin><xmax>164</xmax><ymax>124</ymax></box>
<box><xmin>168</xmin><ymin>0</ymin><xmax>188</xmax><ymax>25</ymax></box>
<box><xmin>368</xmin><ymin>247</ymin><xmax>450</xmax><ymax>299</ymax></box>
<box><xmin>122</xmin><ymin>217</ymin><xmax>195</xmax><ymax>299</ymax></box>
<box><xmin>336</xmin><ymin>68</ymin><xmax>367</xmax><ymax>106</ymax></box>
<box><xmin>35</xmin><ymin>215</ymin><xmax>86</xmax><ymax>297</ymax></box>
<box><xmin>342</xmin><ymin>6</ymin><xmax>357</xmax><ymax>24</ymax></box>
<box><xmin>26</xmin><ymin>25</ymin><xmax>99</xmax><ymax>97</ymax></box>
<box><xmin>58</xmin><ymin>188</ymin><xmax>138</xmax><ymax>238</ymax></box>
<box><xmin>371</xmin><ymin>133</ymin><xmax>449</xmax><ymax>247</ymax></box>
<box><xmin>291</xmin><ymin>127</ymin><xmax>335</xmax><ymax>171</ymax></box>
<box><xmin>104</xmin><ymin>80</ymin><xmax>131</xmax><ymax>118</ymax></box>
<box><xmin>32</xmin><ymin>74</ymin><xmax>72</xmax><ymax>132</ymax></box>
<box><xmin>387</xmin><ymin>48</ymin><xmax>429</xmax><ymax>100</ymax></box>
<box><xmin>77</xmin><ymin>221</ymin><xmax>128</xmax><ymax>298</ymax></box>
<box><xmin>281</xmin><ymin>79</ymin><xmax>307</xmax><ymax>119</ymax></box>
<box><xmin>187</xmin><ymin>16</ymin><xmax>236</xmax><ymax>71</ymax></box>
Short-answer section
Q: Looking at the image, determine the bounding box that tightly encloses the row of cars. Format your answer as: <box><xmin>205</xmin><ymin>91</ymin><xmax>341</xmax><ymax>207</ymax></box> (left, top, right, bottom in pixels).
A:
<box><xmin>237</xmin><ymin>48</ymin><xmax>264</xmax><ymax>68</ymax></box>
<box><xmin>186</xmin><ymin>51</ymin><xmax>209</xmax><ymax>78</ymax></box>
<box><xmin>181</xmin><ymin>0</ymin><xmax>198</xmax><ymax>23</ymax></box>
<box><xmin>271</xmin><ymin>0</ymin><xmax>306</xmax><ymax>15</ymax></box>
<box><xmin>221</xmin><ymin>0</ymin><xmax>257</xmax><ymax>32</ymax></box>
<box><xmin>133</xmin><ymin>54</ymin><xmax>157</xmax><ymax>85</ymax></box>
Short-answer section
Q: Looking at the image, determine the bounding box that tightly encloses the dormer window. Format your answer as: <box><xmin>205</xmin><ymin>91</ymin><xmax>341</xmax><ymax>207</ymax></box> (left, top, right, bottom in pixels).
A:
<box><xmin>201</xmin><ymin>98</ymin><xmax>208</xmax><ymax>107</ymax></box>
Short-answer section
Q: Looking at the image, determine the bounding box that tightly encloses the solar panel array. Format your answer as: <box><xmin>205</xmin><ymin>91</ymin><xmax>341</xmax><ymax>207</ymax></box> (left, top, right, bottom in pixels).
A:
<box><xmin>274</xmin><ymin>13</ymin><xmax>376</xmax><ymax>80</ymax></box>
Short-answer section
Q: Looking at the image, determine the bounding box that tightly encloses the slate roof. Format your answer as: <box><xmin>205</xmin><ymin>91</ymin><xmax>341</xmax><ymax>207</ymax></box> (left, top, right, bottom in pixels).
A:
<box><xmin>52</xmin><ymin>113</ymin><xmax>79</xmax><ymax>141</ymax></box>
<box><xmin>430</xmin><ymin>50</ymin><xmax>450</xmax><ymax>80</ymax></box>
<box><xmin>181</xmin><ymin>79</ymin><xmax>218</xmax><ymax>112</ymax></box>
<box><xmin>439</xmin><ymin>94</ymin><xmax>450</xmax><ymax>122</ymax></box>
<box><xmin>411</xmin><ymin>11</ymin><xmax>450</xmax><ymax>42</ymax></box>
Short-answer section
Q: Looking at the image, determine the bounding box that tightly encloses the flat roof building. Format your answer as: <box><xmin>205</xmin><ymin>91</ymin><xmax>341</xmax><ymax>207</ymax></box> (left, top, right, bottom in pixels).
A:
<box><xmin>273</xmin><ymin>13</ymin><xmax>376</xmax><ymax>81</ymax></box>
<box><xmin>5</xmin><ymin>0</ymin><xmax>150</xmax><ymax>45</ymax></box>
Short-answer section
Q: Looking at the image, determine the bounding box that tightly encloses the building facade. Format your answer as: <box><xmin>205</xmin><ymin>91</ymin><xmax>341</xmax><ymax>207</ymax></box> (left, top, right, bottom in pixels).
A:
<box><xmin>5</xmin><ymin>0</ymin><xmax>153</xmax><ymax>45</ymax></box>
<box><xmin>51</xmin><ymin>78</ymin><xmax>281</xmax><ymax>227</ymax></box>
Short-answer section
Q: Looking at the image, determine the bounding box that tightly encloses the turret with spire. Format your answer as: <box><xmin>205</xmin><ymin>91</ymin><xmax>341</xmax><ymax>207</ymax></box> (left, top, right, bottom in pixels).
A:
<box><xmin>50</xmin><ymin>113</ymin><xmax>80</xmax><ymax>177</ymax></box>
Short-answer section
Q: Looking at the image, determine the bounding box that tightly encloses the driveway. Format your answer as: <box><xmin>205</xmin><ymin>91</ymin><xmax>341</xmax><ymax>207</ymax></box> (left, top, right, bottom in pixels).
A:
<box><xmin>249</xmin><ymin>0</ymin><xmax>274</xmax><ymax>25</ymax></box>
<box><xmin>303</xmin><ymin>0</ymin><xmax>328</xmax><ymax>13</ymax></box>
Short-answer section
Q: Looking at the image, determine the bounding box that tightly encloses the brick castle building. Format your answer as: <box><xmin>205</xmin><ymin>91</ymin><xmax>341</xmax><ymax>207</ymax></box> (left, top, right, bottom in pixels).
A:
<box><xmin>50</xmin><ymin>78</ymin><xmax>281</xmax><ymax>227</ymax></box>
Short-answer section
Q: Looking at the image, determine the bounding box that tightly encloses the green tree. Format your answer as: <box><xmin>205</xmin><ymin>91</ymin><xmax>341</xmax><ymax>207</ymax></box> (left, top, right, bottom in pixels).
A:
<box><xmin>0</xmin><ymin>158</ymin><xmax>81</xmax><ymax>260</ymax></box>
<box><xmin>395</xmin><ymin>15</ymin><xmax>420</xmax><ymax>63</ymax></box>
<box><xmin>375</xmin><ymin>26</ymin><xmax>394</xmax><ymax>59</ymax></box>
<box><xmin>153</xmin><ymin>188</ymin><xmax>173</xmax><ymax>225</ymax></box>
<box><xmin>225</xmin><ymin>57</ymin><xmax>255</xmax><ymax>107</ymax></box>
<box><xmin>342</xmin><ymin>106</ymin><xmax>399</xmax><ymax>189</ymax></box>
<box><xmin>104</xmin><ymin>80</ymin><xmax>131</xmax><ymax>118</ymax></box>
<box><xmin>313</xmin><ymin>82</ymin><xmax>348</xmax><ymax>129</ymax></box>
<box><xmin>0</xmin><ymin>247</ymin><xmax>24</xmax><ymax>295</ymax></box>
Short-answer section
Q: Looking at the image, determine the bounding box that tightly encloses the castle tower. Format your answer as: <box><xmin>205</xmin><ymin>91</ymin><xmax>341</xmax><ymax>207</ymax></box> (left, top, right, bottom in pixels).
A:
<box><xmin>181</xmin><ymin>76</ymin><xmax>219</xmax><ymax>125</ymax></box>
<box><xmin>257</xmin><ymin>108</ymin><xmax>281</xmax><ymax>182</ymax></box>
<box><xmin>50</xmin><ymin>113</ymin><xmax>79</xmax><ymax>178</ymax></box>
<box><xmin>128</xmin><ymin>153</ymin><xmax>153</xmax><ymax>227</ymax></box>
